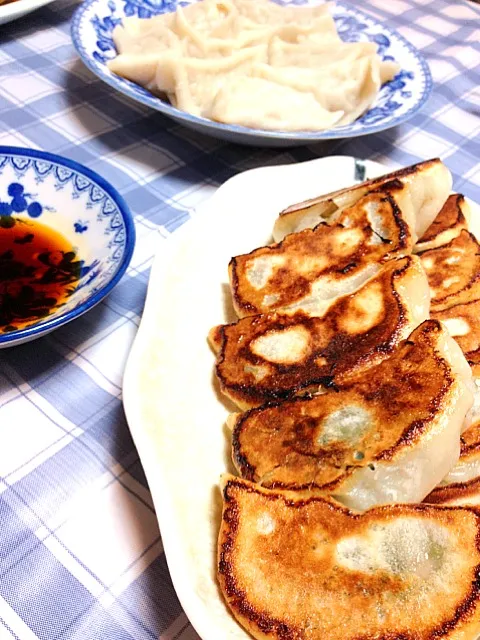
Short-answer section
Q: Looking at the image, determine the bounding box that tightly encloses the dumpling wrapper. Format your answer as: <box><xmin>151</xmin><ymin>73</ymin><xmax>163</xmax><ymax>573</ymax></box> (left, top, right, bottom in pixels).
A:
<box><xmin>211</xmin><ymin>257</ymin><xmax>430</xmax><ymax>409</ymax></box>
<box><xmin>232</xmin><ymin>0</ymin><xmax>333</xmax><ymax>27</ymax></box>
<box><xmin>171</xmin><ymin>46</ymin><xmax>267</xmax><ymax>117</ymax></box>
<box><xmin>209</xmin><ymin>75</ymin><xmax>343</xmax><ymax>131</ymax></box>
<box><xmin>228</xmin><ymin>188</ymin><xmax>416</xmax><ymax>318</ymax></box>
<box><xmin>419</xmin><ymin>230</ymin><xmax>480</xmax><ymax>312</ymax></box>
<box><xmin>250</xmin><ymin>55</ymin><xmax>392</xmax><ymax>127</ymax></box>
<box><xmin>218</xmin><ymin>475</ymin><xmax>480</xmax><ymax>640</ymax></box>
<box><xmin>415</xmin><ymin>193</ymin><xmax>471</xmax><ymax>253</ymax></box>
<box><xmin>272</xmin><ymin>158</ymin><xmax>452</xmax><ymax>244</ymax></box>
<box><xmin>229</xmin><ymin>320</ymin><xmax>474</xmax><ymax>511</ymax></box>
<box><xmin>107</xmin><ymin>51</ymin><xmax>181</xmax><ymax>93</ymax></box>
<box><xmin>107</xmin><ymin>0</ymin><xmax>401</xmax><ymax>131</ymax></box>
<box><xmin>425</xmin><ymin>420</ymin><xmax>480</xmax><ymax>507</ymax></box>
<box><xmin>267</xmin><ymin>38</ymin><xmax>377</xmax><ymax>69</ymax></box>
<box><xmin>110</xmin><ymin>15</ymin><xmax>177</xmax><ymax>55</ymax></box>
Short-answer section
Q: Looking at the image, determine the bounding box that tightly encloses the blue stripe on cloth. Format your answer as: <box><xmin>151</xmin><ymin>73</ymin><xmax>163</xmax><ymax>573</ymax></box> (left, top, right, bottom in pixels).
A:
<box><xmin>111</xmin><ymin>553</ymin><xmax>184</xmax><ymax>638</ymax></box>
<box><xmin>2</xmin><ymin>429</ymin><xmax>123</xmax><ymax>524</ymax></box>
<box><xmin>62</xmin><ymin>602</ymin><xmax>137</xmax><ymax>640</ymax></box>
<box><xmin>0</xmin><ymin>499</ymin><xmax>43</xmax><ymax>577</ymax></box>
<box><xmin>0</xmin><ymin>544</ymin><xmax>96</xmax><ymax>640</ymax></box>
<box><xmin>33</xmin><ymin>365</ymin><xmax>119</xmax><ymax>423</ymax></box>
<box><xmin>84</xmin><ymin>402</ymin><xmax>138</xmax><ymax>470</ymax></box>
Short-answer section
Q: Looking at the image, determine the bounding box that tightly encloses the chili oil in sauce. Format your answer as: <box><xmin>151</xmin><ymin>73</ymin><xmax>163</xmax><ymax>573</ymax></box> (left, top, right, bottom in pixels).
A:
<box><xmin>0</xmin><ymin>216</ymin><xmax>82</xmax><ymax>332</ymax></box>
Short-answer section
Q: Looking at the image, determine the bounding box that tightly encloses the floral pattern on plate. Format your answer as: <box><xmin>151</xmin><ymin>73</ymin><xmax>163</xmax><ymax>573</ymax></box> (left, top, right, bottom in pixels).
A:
<box><xmin>0</xmin><ymin>147</ymin><xmax>135</xmax><ymax>347</ymax></box>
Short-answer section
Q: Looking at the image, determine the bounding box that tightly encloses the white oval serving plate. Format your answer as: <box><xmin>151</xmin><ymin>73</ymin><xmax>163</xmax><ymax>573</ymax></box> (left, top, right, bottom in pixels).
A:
<box><xmin>122</xmin><ymin>155</ymin><xmax>394</xmax><ymax>640</ymax></box>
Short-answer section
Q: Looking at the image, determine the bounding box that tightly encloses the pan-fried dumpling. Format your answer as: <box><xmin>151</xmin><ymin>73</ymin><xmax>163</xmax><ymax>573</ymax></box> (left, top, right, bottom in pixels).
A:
<box><xmin>218</xmin><ymin>476</ymin><xmax>480</xmax><ymax>640</ymax></box>
<box><xmin>229</xmin><ymin>320</ymin><xmax>474</xmax><ymax>511</ymax></box>
<box><xmin>414</xmin><ymin>193</ymin><xmax>470</xmax><ymax>253</ymax></box>
<box><xmin>413</xmin><ymin>192</ymin><xmax>480</xmax><ymax>424</ymax></box>
<box><xmin>210</xmin><ymin>257</ymin><xmax>430</xmax><ymax>410</ymax></box>
<box><xmin>229</xmin><ymin>186</ymin><xmax>415</xmax><ymax>318</ymax></box>
<box><xmin>425</xmin><ymin>420</ymin><xmax>480</xmax><ymax>506</ymax></box>
<box><xmin>273</xmin><ymin>158</ymin><xmax>452</xmax><ymax>243</ymax></box>
<box><xmin>419</xmin><ymin>230</ymin><xmax>480</xmax><ymax>312</ymax></box>
<box><xmin>435</xmin><ymin>299</ymin><xmax>480</xmax><ymax>372</ymax></box>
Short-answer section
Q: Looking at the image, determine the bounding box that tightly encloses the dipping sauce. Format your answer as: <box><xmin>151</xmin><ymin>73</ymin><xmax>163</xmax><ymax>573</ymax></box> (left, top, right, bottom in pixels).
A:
<box><xmin>0</xmin><ymin>216</ymin><xmax>82</xmax><ymax>332</ymax></box>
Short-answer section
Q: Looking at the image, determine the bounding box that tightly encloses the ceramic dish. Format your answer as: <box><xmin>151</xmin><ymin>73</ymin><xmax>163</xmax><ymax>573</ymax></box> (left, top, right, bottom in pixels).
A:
<box><xmin>0</xmin><ymin>146</ymin><xmax>135</xmax><ymax>347</ymax></box>
<box><xmin>0</xmin><ymin>0</ymin><xmax>56</xmax><ymax>26</ymax></box>
<box><xmin>71</xmin><ymin>0</ymin><xmax>432</xmax><ymax>147</ymax></box>
<box><xmin>123</xmin><ymin>155</ymin><xmax>395</xmax><ymax>640</ymax></box>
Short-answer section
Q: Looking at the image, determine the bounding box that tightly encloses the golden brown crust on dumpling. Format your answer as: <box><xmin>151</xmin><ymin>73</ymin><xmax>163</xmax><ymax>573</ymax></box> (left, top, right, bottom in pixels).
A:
<box><xmin>230</xmin><ymin>320</ymin><xmax>470</xmax><ymax>508</ymax></box>
<box><xmin>419</xmin><ymin>230</ymin><xmax>480</xmax><ymax>312</ymax></box>
<box><xmin>230</xmin><ymin>189</ymin><xmax>412</xmax><ymax>319</ymax></box>
<box><xmin>218</xmin><ymin>476</ymin><xmax>480</xmax><ymax>640</ymax></box>
<box><xmin>213</xmin><ymin>256</ymin><xmax>429</xmax><ymax>409</ymax></box>
<box><xmin>416</xmin><ymin>193</ymin><xmax>469</xmax><ymax>250</ymax></box>
<box><xmin>273</xmin><ymin>158</ymin><xmax>451</xmax><ymax>245</ymax></box>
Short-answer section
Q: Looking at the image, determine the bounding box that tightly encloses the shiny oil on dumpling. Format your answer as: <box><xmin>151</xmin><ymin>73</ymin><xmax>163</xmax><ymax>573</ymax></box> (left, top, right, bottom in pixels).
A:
<box><xmin>425</xmin><ymin>420</ymin><xmax>480</xmax><ymax>506</ymax></box>
<box><xmin>218</xmin><ymin>476</ymin><xmax>480</xmax><ymax>640</ymax></box>
<box><xmin>272</xmin><ymin>158</ymin><xmax>452</xmax><ymax>243</ymax></box>
<box><xmin>229</xmin><ymin>320</ymin><xmax>473</xmax><ymax>511</ymax></box>
<box><xmin>229</xmin><ymin>183</ymin><xmax>420</xmax><ymax>319</ymax></box>
<box><xmin>210</xmin><ymin>257</ymin><xmax>430</xmax><ymax>409</ymax></box>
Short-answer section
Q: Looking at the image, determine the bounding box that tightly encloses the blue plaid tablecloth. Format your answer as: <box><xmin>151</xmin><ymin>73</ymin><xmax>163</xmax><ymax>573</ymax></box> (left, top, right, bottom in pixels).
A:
<box><xmin>0</xmin><ymin>0</ymin><xmax>479</xmax><ymax>638</ymax></box>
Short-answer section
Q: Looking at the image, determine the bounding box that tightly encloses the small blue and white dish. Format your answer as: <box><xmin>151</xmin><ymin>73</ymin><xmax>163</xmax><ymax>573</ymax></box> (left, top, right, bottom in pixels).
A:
<box><xmin>71</xmin><ymin>0</ymin><xmax>432</xmax><ymax>147</ymax></box>
<box><xmin>0</xmin><ymin>147</ymin><xmax>135</xmax><ymax>347</ymax></box>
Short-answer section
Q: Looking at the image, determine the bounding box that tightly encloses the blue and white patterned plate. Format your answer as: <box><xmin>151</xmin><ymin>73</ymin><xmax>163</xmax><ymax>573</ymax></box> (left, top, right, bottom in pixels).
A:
<box><xmin>0</xmin><ymin>147</ymin><xmax>135</xmax><ymax>347</ymax></box>
<box><xmin>71</xmin><ymin>0</ymin><xmax>432</xmax><ymax>147</ymax></box>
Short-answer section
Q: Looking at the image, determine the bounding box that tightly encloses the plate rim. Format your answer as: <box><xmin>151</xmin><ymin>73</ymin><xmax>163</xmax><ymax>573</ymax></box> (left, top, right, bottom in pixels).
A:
<box><xmin>0</xmin><ymin>0</ymin><xmax>57</xmax><ymax>25</ymax></box>
<box><xmin>122</xmin><ymin>155</ymin><xmax>393</xmax><ymax>640</ymax></box>
<box><xmin>70</xmin><ymin>0</ymin><xmax>433</xmax><ymax>141</ymax></box>
<box><xmin>0</xmin><ymin>145</ymin><xmax>136</xmax><ymax>346</ymax></box>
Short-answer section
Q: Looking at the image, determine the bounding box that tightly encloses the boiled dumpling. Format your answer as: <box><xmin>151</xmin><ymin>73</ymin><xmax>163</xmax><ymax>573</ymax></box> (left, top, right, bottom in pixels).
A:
<box><xmin>107</xmin><ymin>0</ymin><xmax>401</xmax><ymax>132</ymax></box>
<box><xmin>209</xmin><ymin>75</ymin><xmax>343</xmax><ymax>131</ymax></box>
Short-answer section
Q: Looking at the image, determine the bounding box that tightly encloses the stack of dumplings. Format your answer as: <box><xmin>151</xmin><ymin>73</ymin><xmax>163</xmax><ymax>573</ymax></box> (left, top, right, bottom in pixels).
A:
<box><xmin>107</xmin><ymin>0</ymin><xmax>400</xmax><ymax>131</ymax></box>
<box><xmin>210</xmin><ymin>159</ymin><xmax>480</xmax><ymax>640</ymax></box>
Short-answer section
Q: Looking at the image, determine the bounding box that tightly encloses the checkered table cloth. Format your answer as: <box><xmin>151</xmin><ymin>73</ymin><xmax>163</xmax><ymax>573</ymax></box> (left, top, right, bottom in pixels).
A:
<box><xmin>0</xmin><ymin>0</ymin><xmax>479</xmax><ymax>637</ymax></box>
